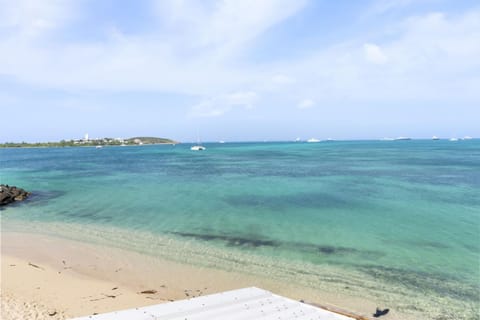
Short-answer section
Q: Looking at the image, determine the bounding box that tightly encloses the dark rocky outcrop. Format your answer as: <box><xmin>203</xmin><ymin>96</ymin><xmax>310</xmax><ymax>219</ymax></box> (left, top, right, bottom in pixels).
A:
<box><xmin>0</xmin><ymin>184</ymin><xmax>30</xmax><ymax>206</ymax></box>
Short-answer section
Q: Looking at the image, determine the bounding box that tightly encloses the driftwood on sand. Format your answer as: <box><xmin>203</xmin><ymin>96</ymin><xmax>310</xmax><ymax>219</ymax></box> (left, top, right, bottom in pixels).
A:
<box><xmin>139</xmin><ymin>290</ymin><xmax>158</xmax><ymax>294</ymax></box>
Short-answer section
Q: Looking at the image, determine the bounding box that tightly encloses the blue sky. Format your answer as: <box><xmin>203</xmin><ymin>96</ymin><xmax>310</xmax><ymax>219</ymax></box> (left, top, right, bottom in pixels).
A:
<box><xmin>1</xmin><ymin>0</ymin><xmax>479</xmax><ymax>142</ymax></box>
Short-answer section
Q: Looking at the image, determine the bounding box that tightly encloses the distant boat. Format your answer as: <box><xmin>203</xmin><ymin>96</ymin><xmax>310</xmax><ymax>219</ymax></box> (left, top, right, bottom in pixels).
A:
<box><xmin>295</xmin><ymin>137</ymin><xmax>301</xmax><ymax>142</ymax></box>
<box><xmin>394</xmin><ymin>137</ymin><xmax>411</xmax><ymax>140</ymax></box>
<box><xmin>381</xmin><ymin>137</ymin><xmax>394</xmax><ymax>141</ymax></box>
<box><xmin>307</xmin><ymin>138</ymin><xmax>320</xmax><ymax>143</ymax></box>
<box><xmin>432</xmin><ymin>136</ymin><xmax>440</xmax><ymax>140</ymax></box>
<box><xmin>449</xmin><ymin>138</ymin><xmax>458</xmax><ymax>141</ymax></box>
<box><xmin>95</xmin><ymin>145</ymin><xmax>103</xmax><ymax>149</ymax></box>
<box><xmin>463</xmin><ymin>136</ymin><xmax>473</xmax><ymax>140</ymax></box>
<box><xmin>191</xmin><ymin>132</ymin><xmax>206</xmax><ymax>151</ymax></box>
<box><xmin>219</xmin><ymin>140</ymin><xmax>225</xmax><ymax>144</ymax></box>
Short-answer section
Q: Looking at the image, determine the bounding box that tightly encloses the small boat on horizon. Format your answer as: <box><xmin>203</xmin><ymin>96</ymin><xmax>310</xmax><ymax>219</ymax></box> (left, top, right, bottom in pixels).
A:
<box><xmin>463</xmin><ymin>136</ymin><xmax>473</xmax><ymax>140</ymax></box>
<box><xmin>307</xmin><ymin>138</ymin><xmax>320</xmax><ymax>143</ymax></box>
<box><xmin>432</xmin><ymin>136</ymin><xmax>440</xmax><ymax>140</ymax></box>
<box><xmin>394</xmin><ymin>137</ymin><xmax>411</xmax><ymax>141</ymax></box>
<box><xmin>449</xmin><ymin>138</ymin><xmax>458</xmax><ymax>141</ymax></box>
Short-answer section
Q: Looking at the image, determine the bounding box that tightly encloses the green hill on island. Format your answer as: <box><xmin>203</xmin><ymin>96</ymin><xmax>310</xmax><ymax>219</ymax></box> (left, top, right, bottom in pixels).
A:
<box><xmin>126</xmin><ymin>137</ymin><xmax>177</xmax><ymax>144</ymax></box>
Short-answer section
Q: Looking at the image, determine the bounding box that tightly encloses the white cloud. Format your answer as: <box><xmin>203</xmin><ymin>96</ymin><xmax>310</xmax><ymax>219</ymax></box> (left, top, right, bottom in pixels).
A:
<box><xmin>189</xmin><ymin>100</ymin><xmax>230</xmax><ymax>118</ymax></box>
<box><xmin>364</xmin><ymin>0</ymin><xmax>417</xmax><ymax>17</ymax></box>
<box><xmin>0</xmin><ymin>0</ymin><xmax>76</xmax><ymax>37</ymax></box>
<box><xmin>282</xmin><ymin>9</ymin><xmax>480</xmax><ymax>102</ymax></box>
<box><xmin>151</xmin><ymin>0</ymin><xmax>308</xmax><ymax>63</ymax></box>
<box><xmin>189</xmin><ymin>91</ymin><xmax>258</xmax><ymax>117</ymax></box>
<box><xmin>297</xmin><ymin>99</ymin><xmax>314</xmax><ymax>109</ymax></box>
<box><xmin>363</xmin><ymin>43</ymin><xmax>388</xmax><ymax>64</ymax></box>
<box><xmin>0</xmin><ymin>0</ymin><xmax>307</xmax><ymax>94</ymax></box>
<box><xmin>0</xmin><ymin>0</ymin><xmax>478</xmax><ymax>111</ymax></box>
<box><xmin>225</xmin><ymin>91</ymin><xmax>258</xmax><ymax>108</ymax></box>
<box><xmin>272</xmin><ymin>74</ymin><xmax>295</xmax><ymax>84</ymax></box>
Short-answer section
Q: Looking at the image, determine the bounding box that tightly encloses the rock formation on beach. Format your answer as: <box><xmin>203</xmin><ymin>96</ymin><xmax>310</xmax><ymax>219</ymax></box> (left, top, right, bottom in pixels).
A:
<box><xmin>0</xmin><ymin>185</ymin><xmax>30</xmax><ymax>206</ymax></box>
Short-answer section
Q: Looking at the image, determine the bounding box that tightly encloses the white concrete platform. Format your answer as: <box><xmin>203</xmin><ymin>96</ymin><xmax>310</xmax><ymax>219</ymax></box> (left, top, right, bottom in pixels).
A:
<box><xmin>71</xmin><ymin>287</ymin><xmax>356</xmax><ymax>320</ymax></box>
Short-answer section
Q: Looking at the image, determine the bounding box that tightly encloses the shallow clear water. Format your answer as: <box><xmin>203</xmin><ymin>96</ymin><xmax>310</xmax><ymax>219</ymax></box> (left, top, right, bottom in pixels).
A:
<box><xmin>1</xmin><ymin>141</ymin><xmax>479</xmax><ymax>319</ymax></box>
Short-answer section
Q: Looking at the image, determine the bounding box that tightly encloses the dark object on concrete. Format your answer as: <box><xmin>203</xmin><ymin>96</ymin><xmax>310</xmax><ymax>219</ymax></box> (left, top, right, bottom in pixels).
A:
<box><xmin>0</xmin><ymin>184</ymin><xmax>30</xmax><ymax>206</ymax></box>
<box><xmin>373</xmin><ymin>308</ymin><xmax>390</xmax><ymax>317</ymax></box>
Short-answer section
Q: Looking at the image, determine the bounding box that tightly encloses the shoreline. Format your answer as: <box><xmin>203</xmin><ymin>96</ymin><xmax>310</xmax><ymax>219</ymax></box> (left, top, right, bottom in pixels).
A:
<box><xmin>1</xmin><ymin>231</ymin><xmax>387</xmax><ymax>320</ymax></box>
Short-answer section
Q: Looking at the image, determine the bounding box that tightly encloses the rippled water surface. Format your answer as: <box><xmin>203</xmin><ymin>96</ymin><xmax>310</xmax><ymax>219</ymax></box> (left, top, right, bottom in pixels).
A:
<box><xmin>2</xmin><ymin>140</ymin><xmax>479</xmax><ymax>319</ymax></box>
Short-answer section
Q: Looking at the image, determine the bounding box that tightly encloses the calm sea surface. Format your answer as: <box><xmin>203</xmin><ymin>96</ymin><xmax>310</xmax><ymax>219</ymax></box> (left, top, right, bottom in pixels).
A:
<box><xmin>1</xmin><ymin>140</ymin><xmax>479</xmax><ymax>319</ymax></box>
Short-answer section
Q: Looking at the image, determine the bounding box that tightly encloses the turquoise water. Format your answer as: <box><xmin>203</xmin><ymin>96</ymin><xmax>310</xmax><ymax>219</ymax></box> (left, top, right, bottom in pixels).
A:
<box><xmin>1</xmin><ymin>141</ymin><xmax>479</xmax><ymax>319</ymax></box>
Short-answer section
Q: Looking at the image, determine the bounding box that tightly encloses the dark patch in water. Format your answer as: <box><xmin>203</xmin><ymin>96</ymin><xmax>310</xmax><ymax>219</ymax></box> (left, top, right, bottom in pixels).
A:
<box><xmin>73</xmin><ymin>211</ymin><xmax>96</xmax><ymax>218</ymax></box>
<box><xmin>24</xmin><ymin>190</ymin><xmax>67</xmax><ymax>206</ymax></box>
<box><xmin>394</xmin><ymin>157</ymin><xmax>480</xmax><ymax>168</ymax></box>
<box><xmin>407</xmin><ymin>240</ymin><xmax>451</xmax><ymax>250</ymax></box>
<box><xmin>62</xmin><ymin>210</ymin><xmax>113</xmax><ymax>223</ymax></box>
<box><xmin>170</xmin><ymin>230</ymin><xmax>384</xmax><ymax>262</ymax></box>
<box><xmin>358</xmin><ymin>265</ymin><xmax>480</xmax><ymax>302</ymax></box>
<box><xmin>318</xmin><ymin>246</ymin><xmax>336</xmax><ymax>254</ymax></box>
<box><xmin>170</xmin><ymin>231</ymin><xmax>280</xmax><ymax>248</ymax></box>
<box><xmin>462</xmin><ymin>243</ymin><xmax>480</xmax><ymax>253</ymax></box>
<box><xmin>224</xmin><ymin>192</ymin><xmax>354</xmax><ymax>210</ymax></box>
<box><xmin>287</xmin><ymin>242</ymin><xmax>384</xmax><ymax>260</ymax></box>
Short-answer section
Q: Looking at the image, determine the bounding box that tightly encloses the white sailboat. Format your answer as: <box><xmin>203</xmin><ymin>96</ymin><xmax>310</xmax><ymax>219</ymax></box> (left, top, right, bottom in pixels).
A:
<box><xmin>191</xmin><ymin>132</ymin><xmax>206</xmax><ymax>151</ymax></box>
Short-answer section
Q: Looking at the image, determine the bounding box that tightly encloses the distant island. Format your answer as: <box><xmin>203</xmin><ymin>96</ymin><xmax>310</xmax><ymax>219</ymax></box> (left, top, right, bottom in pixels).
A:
<box><xmin>0</xmin><ymin>136</ymin><xmax>178</xmax><ymax>148</ymax></box>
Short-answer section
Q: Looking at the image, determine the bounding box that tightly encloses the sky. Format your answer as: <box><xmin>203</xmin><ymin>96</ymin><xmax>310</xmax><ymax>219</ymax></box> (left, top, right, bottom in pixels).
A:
<box><xmin>0</xmin><ymin>0</ymin><xmax>479</xmax><ymax>142</ymax></box>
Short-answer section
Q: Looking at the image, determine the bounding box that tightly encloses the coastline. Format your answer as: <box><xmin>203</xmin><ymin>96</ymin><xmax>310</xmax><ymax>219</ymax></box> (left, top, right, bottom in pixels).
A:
<box><xmin>0</xmin><ymin>143</ymin><xmax>178</xmax><ymax>149</ymax></box>
<box><xmin>1</xmin><ymin>231</ymin><xmax>388</xmax><ymax>320</ymax></box>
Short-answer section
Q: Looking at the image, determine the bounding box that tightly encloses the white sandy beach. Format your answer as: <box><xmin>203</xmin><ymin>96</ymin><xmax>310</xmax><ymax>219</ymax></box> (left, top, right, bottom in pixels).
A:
<box><xmin>0</xmin><ymin>231</ymin><xmax>406</xmax><ymax>320</ymax></box>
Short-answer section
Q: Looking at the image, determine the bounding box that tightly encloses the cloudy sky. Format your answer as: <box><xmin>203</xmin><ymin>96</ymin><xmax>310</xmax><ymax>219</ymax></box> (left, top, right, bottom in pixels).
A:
<box><xmin>1</xmin><ymin>0</ymin><xmax>479</xmax><ymax>142</ymax></box>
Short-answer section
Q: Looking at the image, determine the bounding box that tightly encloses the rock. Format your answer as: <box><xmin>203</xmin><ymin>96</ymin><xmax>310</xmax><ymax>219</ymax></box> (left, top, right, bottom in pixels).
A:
<box><xmin>0</xmin><ymin>184</ymin><xmax>30</xmax><ymax>206</ymax></box>
<box><xmin>373</xmin><ymin>308</ymin><xmax>390</xmax><ymax>318</ymax></box>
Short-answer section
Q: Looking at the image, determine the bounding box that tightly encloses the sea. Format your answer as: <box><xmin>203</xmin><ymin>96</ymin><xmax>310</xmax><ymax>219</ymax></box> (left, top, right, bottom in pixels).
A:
<box><xmin>1</xmin><ymin>140</ymin><xmax>479</xmax><ymax>319</ymax></box>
